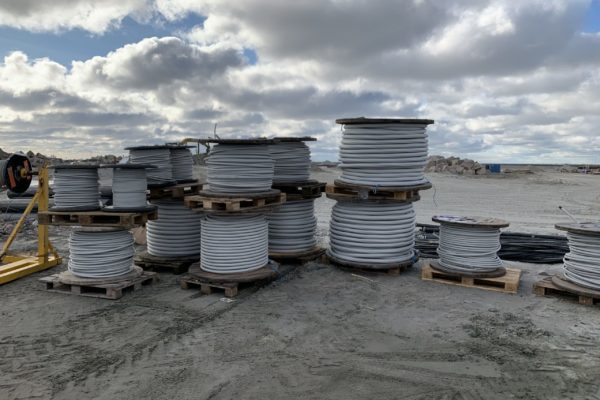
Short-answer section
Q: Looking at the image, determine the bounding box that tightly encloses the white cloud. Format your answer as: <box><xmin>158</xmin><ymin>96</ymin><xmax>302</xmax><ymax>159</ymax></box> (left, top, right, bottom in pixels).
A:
<box><xmin>0</xmin><ymin>0</ymin><xmax>599</xmax><ymax>163</ymax></box>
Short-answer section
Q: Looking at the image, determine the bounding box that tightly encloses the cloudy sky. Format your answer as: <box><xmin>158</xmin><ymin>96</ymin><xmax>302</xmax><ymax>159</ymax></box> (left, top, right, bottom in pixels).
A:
<box><xmin>0</xmin><ymin>0</ymin><xmax>599</xmax><ymax>162</ymax></box>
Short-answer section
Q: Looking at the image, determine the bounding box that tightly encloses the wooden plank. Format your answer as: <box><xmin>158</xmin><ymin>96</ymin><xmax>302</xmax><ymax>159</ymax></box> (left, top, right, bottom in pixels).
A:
<box><xmin>325</xmin><ymin>184</ymin><xmax>422</xmax><ymax>202</ymax></box>
<box><xmin>421</xmin><ymin>263</ymin><xmax>521</xmax><ymax>294</ymax></box>
<box><xmin>134</xmin><ymin>251</ymin><xmax>198</xmax><ymax>274</ymax></box>
<box><xmin>185</xmin><ymin>193</ymin><xmax>286</xmax><ymax>213</ymax></box>
<box><xmin>149</xmin><ymin>181</ymin><xmax>204</xmax><ymax>200</ymax></box>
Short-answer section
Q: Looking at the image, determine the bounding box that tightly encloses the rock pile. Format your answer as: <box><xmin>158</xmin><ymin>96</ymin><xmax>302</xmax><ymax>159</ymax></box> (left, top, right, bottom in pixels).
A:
<box><xmin>425</xmin><ymin>155</ymin><xmax>487</xmax><ymax>175</ymax></box>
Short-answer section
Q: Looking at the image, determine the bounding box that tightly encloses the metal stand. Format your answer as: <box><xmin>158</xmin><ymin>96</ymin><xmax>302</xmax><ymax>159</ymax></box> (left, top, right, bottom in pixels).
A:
<box><xmin>0</xmin><ymin>166</ymin><xmax>62</xmax><ymax>284</ymax></box>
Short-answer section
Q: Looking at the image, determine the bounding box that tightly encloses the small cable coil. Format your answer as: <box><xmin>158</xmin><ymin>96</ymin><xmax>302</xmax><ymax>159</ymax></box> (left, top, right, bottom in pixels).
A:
<box><xmin>206</xmin><ymin>144</ymin><xmax>274</xmax><ymax>193</ymax></box>
<box><xmin>111</xmin><ymin>168</ymin><xmax>148</xmax><ymax>208</ymax></box>
<box><xmin>201</xmin><ymin>213</ymin><xmax>268</xmax><ymax>273</ymax></box>
<box><xmin>328</xmin><ymin>201</ymin><xmax>416</xmax><ymax>265</ymax></box>
<box><xmin>269</xmin><ymin>142</ymin><xmax>311</xmax><ymax>183</ymax></box>
<box><xmin>53</xmin><ymin>167</ymin><xmax>100</xmax><ymax>210</ymax></box>
<box><xmin>129</xmin><ymin>148</ymin><xmax>173</xmax><ymax>185</ymax></box>
<box><xmin>268</xmin><ymin>199</ymin><xmax>317</xmax><ymax>253</ymax></box>
<box><xmin>68</xmin><ymin>229</ymin><xmax>134</xmax><ymax>278</ymax></box>
<box><xmin>146</xmin><ymin>199</ymin><xmax>201</xmax><ymax>257</ymax></box>
<box><xmin>170</xmin><ymin>147</ymin><xmax>194</xmax><ymax>182</ymax></box>
<box><xmin>437</xmin><ymin>224</ymin><xmax>503</xmax><ymax>273</ymax></box>
<box><xmin>563</xmin><ymin>232</ymin><xmax>600</xmax><ymax>290</ymax></box>
<box><xmin>338</xmin><ymin>123</ymin><xmax>429</xmax><ymax>186</ymax></box>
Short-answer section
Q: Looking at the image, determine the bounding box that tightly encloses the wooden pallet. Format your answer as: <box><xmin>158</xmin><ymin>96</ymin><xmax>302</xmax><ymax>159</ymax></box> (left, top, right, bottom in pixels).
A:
<box><xmin>180</xmin><ymin>263</ymin><xmax>278</xmax><ymax>298</ymax></box>
<box><xmin>533</xmin><ymin>276</ymin><xmax>600</xmax><ymax>306</ymax></box>
<box><xmin>39</xmin><ymin>271</ymin><xmax>157</xmax><ymax>300</ymax></box>
<box><xmin>149</xmin><ymin>181</ymin><xmax>204</xmax><ymax>199</ymax></box>
<box><xmin>325</xmin><ymin>184</ymin><xmax>422</xmax><ymax>202</ymax></box>
<box><xmin>421</xmin><ymin>263</ymin><xmax>521</xmax><ymax>294</ymax></box>
<box><xmin>134</xmin><ymin>251</ymin><xmax>198</xmax><ymax>274</ymax></box>
<box><xmin>185</xmin><ymin>192</ymin><xmax>286</xmax><ymax>213</ymax></box>
<box><xmin>38</xmin><ymin>210</ymin><xmax>158</xmax><ymax>228</ymax></box>
<box><xmin>272</xmin><ymin>180</ymin><xmax>326</xmax><ymax>200</ymax></box>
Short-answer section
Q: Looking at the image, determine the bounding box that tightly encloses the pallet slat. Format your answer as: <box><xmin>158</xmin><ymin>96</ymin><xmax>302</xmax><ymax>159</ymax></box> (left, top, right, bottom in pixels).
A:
<box><xmin>39</xmin><ymin>271</ymin><xmax>157</xmax><ymax>300</ymax></box>
<box><xmin>272</xmin><ymin>181</ymin><xmax>326</xmax><ymax>200</ymax></box>
<box><xmin>421</xmin><ymin>263</ymin><xmax>521</xmax><ymax>294</ymax></box>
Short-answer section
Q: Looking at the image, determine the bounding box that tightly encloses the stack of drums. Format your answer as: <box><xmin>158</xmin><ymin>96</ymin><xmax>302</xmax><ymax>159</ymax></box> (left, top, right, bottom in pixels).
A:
<box><xmin>126</xmin><ymin>145</ymin><xmax>202</xmax><ymax>264</ymax></box>
<box><xmin>187</xmin><ymin>138</ymin><xmax>280</xmax><ymax>282</ymax></box>
<box><xmin>327</xmin><ymin>118</ymin><xmax>434</xmax><ymax>272</ymax></box>
<box><xmin>51</xmin><ymin>165</ymin><xmax>143</xmax><ymax>284</ymax></box>
<box><xmin>268</xmin><ymin>137</ymin><xmax>326</xmax><ymax>262</ymax></box>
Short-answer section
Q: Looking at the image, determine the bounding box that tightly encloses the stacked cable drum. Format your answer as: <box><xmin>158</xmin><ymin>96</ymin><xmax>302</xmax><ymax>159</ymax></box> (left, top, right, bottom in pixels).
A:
<box><xmin>553</xmin><ymin>223</ymin><xmax>600</xmax><ymax>294</ymax></box>
<box><xmin>181</xmin><ymin>138</ymin><xmax>281</xmax><ymax>294</ymax></box>
<box><xmin>39</xmin><ymin>165</ymin><xmax>156</xmax><ymax>294</ymax></box>
<box><xmin>431</xmin><ymin>216</ymin><xmax>509</xmax><ymax>278</ymax></box>
<box><xmin>169</xmin><ymin>146</ymin><xmax>195</xmax><ymax>183</ymax></box>
<box><xmin>268</xmin><ymin>137</ymin><xmax>326</xmax><ymax>261</ymax></box>
<box><xmin>103</xmin><ymin>164</ymin><xmax>156</xmax><ymax>212</ymax></box>
<box><xmin>126</xmin><ymin>145</ymin><xmax>176</xmax><ymax>187</ymax></box>
<box><xmin>327</xmin><ymin>118</ymin><xmax>434</xmax><ymax>272</ymax></box>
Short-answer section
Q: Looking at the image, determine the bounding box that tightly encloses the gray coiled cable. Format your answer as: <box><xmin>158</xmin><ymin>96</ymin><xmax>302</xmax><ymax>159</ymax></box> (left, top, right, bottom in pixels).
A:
<box><xmin>269</xmin><ymin>142</ymin><xmax>311</xmax><ymax>183</ymax></box>
<box><xmin>68</xmin><ymin>229</ymin><xmax>134</xmax><ymax>278</ymax></box>
<box><xmin>201</xmin><ymin>214</ymin><xmax>268</xmax><ymax>273</ymax></box>
<box><xmin>563</xmin><ymin>232</ymin><xmax>600</xmax><ymax>290</ymax></box>
<box><xmin>147</xmin><ymin>200</ymin><xmax>201</xmax><ymax>257</ymax></box>
<box><xmin>437</xmin><ymin>224</ymin><xmax>503</xmax><ymax>273</ymax></box>
<box><xmin>328</xmin><ymin>201</ymin><xmax>416</xmax><ymax>264</ymax></box>
<box><xmin>170</xmin><ymin>147</ymin><xmax>194</xmax><ymax>181</ymax></box>
<box><xmin>129</xmin><ymin>149</ymin><xmax>173</xmax><ymax>185</ymax></box>
<box><xmin>339</xmin><ymin>123</ymin><xmax>429</xmax><ymax>186</ymax></box>
<box><xmin>268</xmin><ymin>199</ymin><xmax>316</xmax><ymax>253</ymax></box>
<box><xmin>112</xmin><ymin>168</ymin><xmax>148</xmax><ymax>208</ymax></box>
<box><xmin>53</xmin><ymin>168</ymin><xmax>100</xmax><ymax>210</ymax></box>
<box><xmin>206</xmin><ymin>144</ymin><xmax>274</xmax><ymax>193</ymax></box>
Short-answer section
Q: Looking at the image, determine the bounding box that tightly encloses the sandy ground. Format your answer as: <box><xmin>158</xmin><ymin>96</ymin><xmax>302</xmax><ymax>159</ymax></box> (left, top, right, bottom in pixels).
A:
<box><xmin>2</xmin><ymin>169</ymin><xmax>600</xmax><ymax>400</ymax></box>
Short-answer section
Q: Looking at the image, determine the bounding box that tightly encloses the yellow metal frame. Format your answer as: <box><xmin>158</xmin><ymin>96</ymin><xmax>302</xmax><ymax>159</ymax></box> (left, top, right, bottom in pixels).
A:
<box><xmin>0</xmin><ymin>166</ymin><xmax>61</xmax><ymax>284</ymax></box>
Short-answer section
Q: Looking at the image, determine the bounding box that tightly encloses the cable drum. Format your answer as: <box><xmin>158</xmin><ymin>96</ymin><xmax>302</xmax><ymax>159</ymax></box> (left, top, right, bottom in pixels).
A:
<box><xmin>68</xmin><ymin>229</ymin><xmax>134</xmax><ymax>278</ymax></box>
<box><xmin>269</xmin><ymin>142</ymin><xmax>311</xmax><ymax>183</ymax></box>
<box><xmin>437</xmin><ymin>224</ymin><xmax>503</xmax><ymax>274</ymax></box>
<box><xmin>128</xmin><ymin>147</ymin><xmax>173</xmax><ymax>185</ymax></box>
<box><xmin>201</xmin><ymin>214</ymin><xmax>268</xmax><ymax>273</ymax></box>
<box><xmin>562</xmin><ymin>232</ymin><xmax>600</xmax><ymax>290</ymax></box>
<box><xmin>147</xmin><ymin>200</ymin><xmax>202</xmax><ymax>257</ymax></box>
<box><xmin>206</xmin><ymin>144</ymin><xmax>274</xmax><ymax>193</ymax></box>
<box><xmin>110</xmin><ymin>168</ymin><xmax>148</xmax><ymax>209</ymax></box>
<box><xmin>170</xmin><ymin>147</ymin><xmax>194</xmax><ymax>182</ymax></box>
<box><xmin>268</xmin><ymin>199</ymin><xmax>317</xmax><ymax>253</ymax></box>
<box><xmin>328</xmin><ymin>201</ymin><xmax>416</xmax><ymax>265</ymax></box>
<box><xmin>52</xmin><ymin>166</ymin><xmax>100</xmax><ymax>211</ymax></box>
<box><xmin>338</xmin><ymin>123</ymin><xmax>430</xmax><ymax>187</ymax></box>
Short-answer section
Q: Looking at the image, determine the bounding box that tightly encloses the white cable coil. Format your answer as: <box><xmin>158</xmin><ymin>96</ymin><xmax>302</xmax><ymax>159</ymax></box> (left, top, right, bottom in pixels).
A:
<box><xmin>206</xmin><ymin>144</ymin><xmax>274</xmax><ymax>193</ymax></box>
<box><xmin>112</xmin><ymin>168</ymin><xmax>148</xmax><ymax>208</ymax></box>
<box><xmin>268</xmin><ymin>199</ymin><xmax>316</xmax><ymax>253</ymax></box>
<box><xmin>170</xmin><ymin>147</ymin><xmax>194</xmax><ymax>181</ymax></box>
<box><xmin>437</xmin><ymin>224</ymin><xmax>503</xmax><ymax>273</ymax></box>
<box><xmin>338</xmin><ymin>123</ymin><xmax>429</xmax><ymax>186</ymax></box>
<box><xmin>53</xmin><ymin>168</ymin><xmax>100</xmax><ymax>210</ymax></box>
<box><xmin>147</xmin><ymin>200</ymin><xmax>201</xmax><ymax>257</ymax></box>
<box><xmin>269</xmin><ymin>142</ymin><xmax>311</xmax><ymax>183</ymax></box>
<box><xmin>201</xmin><ymin>214</ymin><xmax>268</xmax><ymax>273</ymax></box>
<box><xmin>329</xmin><ymin>201</ymin><xmax>416</xmax><ymax>265</ymax></box>
<box><xmin>563</xmin><ymin>232</ymin><xmax>600</xmax><ymax>290</ymax></box>
<box><xmin>129</xmin><ymin>149</ymin><xmax>173</xmax><ymax>184</ymax></box>
<box><xmin>68</xmin><ymin>229</ymin><xmax>134</xmax><ymax>278</ymax></box>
